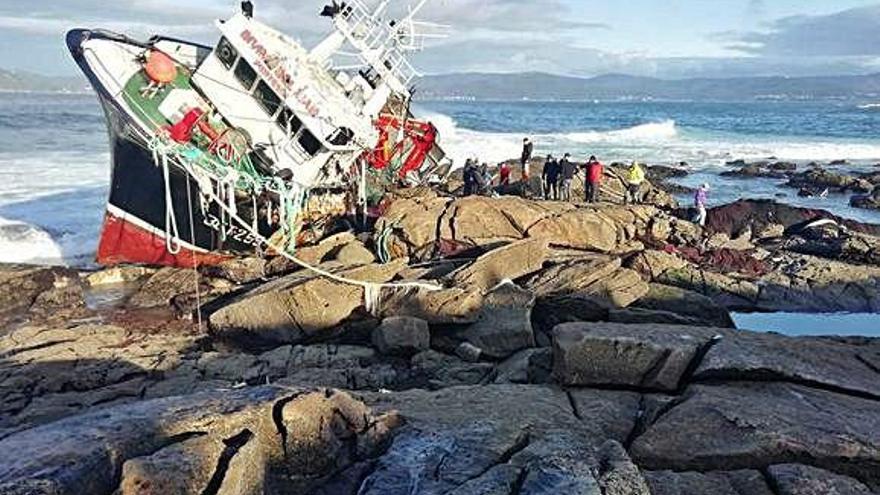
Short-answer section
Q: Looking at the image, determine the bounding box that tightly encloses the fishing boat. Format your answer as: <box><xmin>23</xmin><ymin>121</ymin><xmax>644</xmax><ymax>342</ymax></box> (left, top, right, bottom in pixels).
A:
<box><xmin>66</xmin><ymin>0</ymin><xmax>451</xmax><ymax>267</ymax></box>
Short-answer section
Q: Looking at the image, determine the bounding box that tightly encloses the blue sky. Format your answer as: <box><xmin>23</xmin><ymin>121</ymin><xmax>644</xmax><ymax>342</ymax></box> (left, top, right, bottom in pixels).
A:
<box><xmin>2</xmin><ymin>0</ymin><xmax>880</xmax><ymax>78</ymax></box>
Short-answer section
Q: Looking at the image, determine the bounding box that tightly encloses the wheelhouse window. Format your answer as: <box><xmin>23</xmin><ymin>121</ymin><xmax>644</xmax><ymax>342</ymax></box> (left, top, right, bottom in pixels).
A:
<box><xmin>234</xmin><ymin>58</ymin><xmax>257</xmax><ymax>91</ymax></box>
<box><xmin>298</xmin><ymin>129</ymin><xmax>323</xmax><ymax>157</ymax></box>
<box><xmin>328</xmin><ymin>127</ymin><xmax>354</xmax><ymax>146</ymax></box>
<box><xmin>276</xmin><ymin>107</ymin><xmax>302</xmax><ymax>136</ymax></box>
<box><xmin>254</xmin><ymin>80</ymin><xmax>281</xmax><ymax>116</ymax></box>
<box><xmin>216</xmin><ymin>37</ymin><xmax>237</xmax><ymax>70</ymax></box>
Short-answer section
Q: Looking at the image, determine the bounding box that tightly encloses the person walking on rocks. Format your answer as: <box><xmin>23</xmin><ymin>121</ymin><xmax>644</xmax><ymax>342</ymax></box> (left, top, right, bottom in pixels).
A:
<box><xmin>520</xmin><ymin>138</ymin><xmax>533</xmax><ymax>182</ymax></box>
<box><xmin>542</xmin><ymin>154</ymin><xmax>560</xmax><ymax>200</ymax></box>
<box><xmin>584</xmin><ymin>155</ymin><xmax>604</xmax><ymax>203</ymax></box>
<box><xmin>625</xmin><ymin>161</ymin><xmax>646</xmax><ymax>204</ymax></box>
<box><xmin>694</xmin><ymin>182</ymin><xmax>710</xmax><ymax>226</ymax></box>
<box><xmin>559</xmin><ymin>153</ymin><xmax>576</xmax><ymax>201</ymax></box>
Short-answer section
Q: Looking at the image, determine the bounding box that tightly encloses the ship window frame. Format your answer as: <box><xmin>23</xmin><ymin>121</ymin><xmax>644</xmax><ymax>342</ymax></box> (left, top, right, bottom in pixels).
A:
<box><xmin>277</xmin><ymin>107</ymin><xmax>303</xmax><ymax>137</ymax></box>
<box><xmin>298</xmin><ymin>128</ymin><xmax>323</xmax><ymax>157</ymax></box>
<box><xmin>233</xmin><ymin>58</ymin><xmax>258</xmax><ymax>92</ymax></box>
<box><xmin>254</xmin><ymin>80</ymin><xmax>282</xmax><ymax>117</ymax></box>
<box><xmin>216</xmin><ymin>36</ymin><xmax>238</xmax><ymax>70</ymax></box>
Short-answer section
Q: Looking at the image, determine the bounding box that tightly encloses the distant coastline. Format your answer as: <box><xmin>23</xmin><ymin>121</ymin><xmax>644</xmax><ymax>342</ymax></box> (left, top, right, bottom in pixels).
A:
<box><xmin>416</xmin><ymin>71</ymin><xmax>880</xmax><ymax>103</ymax></box>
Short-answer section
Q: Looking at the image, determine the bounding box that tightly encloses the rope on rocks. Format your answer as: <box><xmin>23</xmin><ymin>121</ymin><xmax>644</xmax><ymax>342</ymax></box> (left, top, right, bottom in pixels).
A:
<box><xmin>119</xmin><ymin>72</ymin><xmax>444</xmax><ymax>309</ymax></box>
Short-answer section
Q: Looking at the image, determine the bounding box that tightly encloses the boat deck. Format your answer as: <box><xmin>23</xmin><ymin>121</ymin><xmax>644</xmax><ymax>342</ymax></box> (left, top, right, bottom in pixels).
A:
<box><xmin>121</xmin><ymin>68</ymin><xmax>196</xmax><ymax>132</ymax></box>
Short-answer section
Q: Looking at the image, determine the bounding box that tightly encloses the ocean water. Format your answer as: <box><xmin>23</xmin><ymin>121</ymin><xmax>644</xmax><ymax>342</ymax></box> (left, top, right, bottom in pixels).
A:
<box><xmin>4</xmin><ymin>93</ymin><xmax>880</xmax><ymax>266</ymax></box>
<box><xmin>0</xmin><ymin>92</ymin><xmax>108</xmax><ymax>266</ymax></box>
<box><xmin>419</xmin><ymin>100</ymin><xmax>880</xmax><ymax>223</ymax></box>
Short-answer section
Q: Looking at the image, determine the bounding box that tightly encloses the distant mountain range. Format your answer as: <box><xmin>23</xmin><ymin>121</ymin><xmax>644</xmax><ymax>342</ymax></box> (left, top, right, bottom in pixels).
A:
<box><xmin>415</xmin><ymin>72</ymin><xmax>880</xmax><ymax>102</ymax></box>
<box><xmin>0</xmin><ymin>69</ymin><xmax>87</xmax><ymax>93</ymax></box>
<box><xmin>4</xmin><ymin>66</ymin><xmax>880</xmax><ymax>102</ymax></box>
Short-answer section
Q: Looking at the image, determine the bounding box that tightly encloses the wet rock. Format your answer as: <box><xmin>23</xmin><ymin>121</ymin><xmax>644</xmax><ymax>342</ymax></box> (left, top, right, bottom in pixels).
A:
<box><xmin>552</xmin><ymin>322</ymin><xmax>721</xmax><ymax>391</ymax></box>
<box><xmin>644</xmin><ymin>469</ymin><xmax>773</xmax><ymax>495</ymax></box>
<box><xmin>721</xmin><ymin>163</ymin><xmax>790</xmax><ymax>179</ymax></box>
<box><xmin>767</xmin><ymin>464</ymin><xmax>876</xmax><ymax>495</ymax></box>
<box><xmin>84</xmin><ymin>265</ymin><xmax>155</xmax><ymax>286</ymax></box>
<box><xmin>786</xmin><ymin>168</ymin><xmax>873</xmax><ymax>194</ymax></box>
<box><xmin>0</xmin><ymin>264</ymin><xmax>85</xmax><ymax>324</ymax></box>
<box><xmin>454</xmin><ymin>283</ymin><xmax>536</xmax><ymax>360</ymax></box>
<box><xmin>630</xmin><ymin>382</ymin><xmax>880</xmax><ymax>489</ymax></box>
<box><xmin>449</xmin><ymin>237</ymin><xmax>549</xmax><ymax>292</ymax></box>
<box><xmin>851</xmin><ymin>188</ymin><xmax>880</xmax><ymax>211</ymax></box>
<box><xmin>128</xmin><ymin>267</ymin><xmax>206</xmax><ymax>308</ymax></box>
<box><xmin>371</xmin><ymin>316</ymin><xmax>430</xmax><ymax>357</ymax></box>
<box><xmin>209</xmin><ymin>260</ymin><xmax>406</xmax><ymax>347</ymax></box>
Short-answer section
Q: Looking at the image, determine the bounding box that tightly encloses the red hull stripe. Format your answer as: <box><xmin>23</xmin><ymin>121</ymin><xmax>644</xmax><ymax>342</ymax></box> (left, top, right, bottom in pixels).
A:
<box><xmin>96</xmin><ymin>211</ymin><xmax>230</xmax><ymax>268</ymax></box>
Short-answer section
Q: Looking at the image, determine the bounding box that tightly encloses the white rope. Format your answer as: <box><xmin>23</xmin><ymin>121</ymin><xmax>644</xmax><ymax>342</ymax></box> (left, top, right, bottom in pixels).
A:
<box><xmin>154</xmin><ymin>142</ymin><xmax>182</xmax><ymax>255</ymax></box>
<box><xmin>116</xmin><ymin>63</ymin><xmax>442</xmax><ymax>305</ymax></box>
<box><xmin>185</xmin><ymin>174</ymin><xmax>204</xmax><ymax>332</ymax></box>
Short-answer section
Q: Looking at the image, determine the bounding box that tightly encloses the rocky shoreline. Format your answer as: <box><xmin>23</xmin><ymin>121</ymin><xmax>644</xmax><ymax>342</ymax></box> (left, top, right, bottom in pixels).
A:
<box><xmin>1</xmin><ymin>171</ymin><xmax>880</xmax><ymax>494</ymax></box>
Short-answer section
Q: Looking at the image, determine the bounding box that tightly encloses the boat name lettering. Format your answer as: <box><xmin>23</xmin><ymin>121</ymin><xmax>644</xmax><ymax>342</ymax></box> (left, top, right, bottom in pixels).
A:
<box><xmin>240</xmin><ymin>29</ymin><xmax>321</xmax><ymax>119</ymax></box>
<box><xmin>203</xmin><ymin>212</ymin><xmax>260</xmax><ymax>247</ymax></box>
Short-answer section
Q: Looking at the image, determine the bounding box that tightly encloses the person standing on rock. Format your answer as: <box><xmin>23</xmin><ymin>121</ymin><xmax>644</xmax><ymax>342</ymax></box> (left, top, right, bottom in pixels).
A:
<box><xmin>462</xmin><ymin>159</ymin><xmax>478</xmax><ymax>196</ymax></box>
<box><xmin>584</xmin><ymin>155</ymin><xmax>604</xmax><ymax>203</ymax></box>
<box><xmin>559</xmin><ymin>153</ymin><xmax>576</xmax><ymax>201</ymax></box>
<box><xmin>520</xmin><ymin>138</ymin><xmax>533</xmax><ymax>182</ymax></box>
<box><xmin>542</xmin><ymin>154</ymin><xmax>560</xmax><ymax>200</ymax></box>
<box><xmin>625</xmin><ymin>161</ymin><xmax>646</xmax><ymax>204</ymax></box>
<box><xmin>694</xmin><ymin>183</ymin><xmax>710</xmax><ymax>226</ymax></box>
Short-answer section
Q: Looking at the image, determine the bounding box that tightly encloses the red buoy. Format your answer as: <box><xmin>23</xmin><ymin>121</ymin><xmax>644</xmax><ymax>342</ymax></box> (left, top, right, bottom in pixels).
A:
<box><xmin>144</xmin><ymin>51</ymin><xmax>177</xmax><ymax>84</ymax></box>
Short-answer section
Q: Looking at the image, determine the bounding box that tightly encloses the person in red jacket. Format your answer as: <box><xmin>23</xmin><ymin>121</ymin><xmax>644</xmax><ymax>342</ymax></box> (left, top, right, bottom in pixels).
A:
<box><xmin>584</xmin><ymin>155</ymin><xmax>604</xmax><ymax>203</ymax></box>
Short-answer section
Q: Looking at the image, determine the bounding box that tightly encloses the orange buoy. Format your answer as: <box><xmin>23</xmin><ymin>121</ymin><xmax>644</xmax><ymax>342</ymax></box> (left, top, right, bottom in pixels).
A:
<box><xmin>144</xmin><ymin>51</ymin><xmax>177</xmax><ymax>84</ymax></box>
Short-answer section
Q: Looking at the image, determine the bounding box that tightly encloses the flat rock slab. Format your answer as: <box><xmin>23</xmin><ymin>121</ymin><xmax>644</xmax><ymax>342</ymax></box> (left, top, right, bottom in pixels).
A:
<box><xmin>209</xmin><ymin>260</ymin><xmax>406</xmax><ymax>346</ymax></box>
<box><xmin>350</xmin><ymin>385</ymin><xmax>641</xmax><ymax>494</ymax></box>
<box><xmin>644</xmin><ymin>469</ymin><xmax>773</xmax><ymax>495</ymax></box>
<box><xmin>695</xmin><ymin>331</ymin><xmax>880</xmax><ymax>400</ymax></box>
<box><xmin>630</xmin><ymin>382</ymin><xmax>880</xmax><ymax>490</ymax></box>
<box><xmin>552</xmin><ymin>322</ymin><xmax>721</xmax><ymax>391</ymax></box>
<box><xmin>449</xmin><ymin>237</ymin><xmax>549</xmax><ymax>292</ymax></box>
<box><xmin>767</xmin><ymin>464</ymin><xmax>876</xmax><ymax>495</ymax></box>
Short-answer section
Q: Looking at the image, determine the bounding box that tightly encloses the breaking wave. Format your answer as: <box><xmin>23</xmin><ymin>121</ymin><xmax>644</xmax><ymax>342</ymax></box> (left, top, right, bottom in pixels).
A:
<box><xmin>561</xmin><ymin>120</ymin><xmax>678</xmax><ymax>143</ymax></box>
<box><xmin>422</xmin><ymin>108</ymin><xmax>880</xmax><ymax>167</ymax></box>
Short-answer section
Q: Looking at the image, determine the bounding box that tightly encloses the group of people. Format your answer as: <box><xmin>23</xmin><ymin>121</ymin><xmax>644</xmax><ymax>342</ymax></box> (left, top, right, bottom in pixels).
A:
<box><xmin>540</xmin><ymin>154</ymin><xmax>648</xmax><ymax>205</ymax></box>
<box><xmin>466</xmin><ymin>136</ymin><xmax>712</xmax><ymax>227</ymax></box>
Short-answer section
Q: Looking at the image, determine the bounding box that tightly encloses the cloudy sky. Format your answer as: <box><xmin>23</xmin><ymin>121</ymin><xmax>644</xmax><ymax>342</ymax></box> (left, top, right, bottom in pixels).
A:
<box><xmin>2</xmin><ymin>0</ymin><xmax>880</xmax><ymax>79</ymax></box>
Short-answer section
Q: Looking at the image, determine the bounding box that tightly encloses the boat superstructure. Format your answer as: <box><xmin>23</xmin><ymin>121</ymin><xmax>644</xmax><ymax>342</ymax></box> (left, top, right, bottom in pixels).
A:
<box><xmin>67</xmin><ymin>0</ymin><xmax>450</xmax><ymax>267</ymax></box>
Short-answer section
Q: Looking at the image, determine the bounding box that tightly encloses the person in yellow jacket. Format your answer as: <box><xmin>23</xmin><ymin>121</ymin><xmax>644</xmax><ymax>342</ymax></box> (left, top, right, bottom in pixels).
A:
<box><xmin>625</xmin><ymin>161</ymin><xmax>646</xmax><ymax>204</ymax></box>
